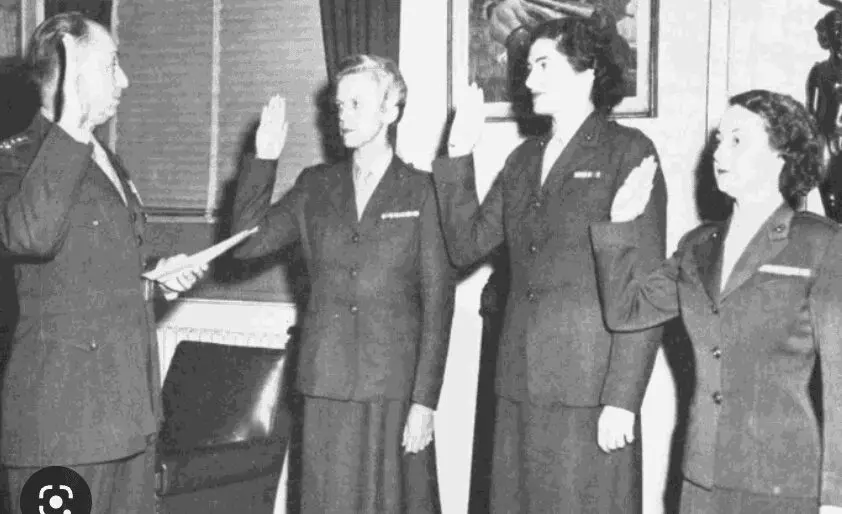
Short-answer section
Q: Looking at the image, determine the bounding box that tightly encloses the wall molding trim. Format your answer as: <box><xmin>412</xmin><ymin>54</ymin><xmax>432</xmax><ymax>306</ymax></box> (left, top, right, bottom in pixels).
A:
<box><xmin>158</xmin><ymin>297</ymin><xmax>297</xmax><ymax>337</ymax></box>
<box><xmin>706</xmin><ymin>0</ymin><xmax>731</xmax><ymax>133</ymax></box>
<box><xmin>156</xmin><ymin>297</ymin><xmax>298</xmax><ymax>379</ymax></box>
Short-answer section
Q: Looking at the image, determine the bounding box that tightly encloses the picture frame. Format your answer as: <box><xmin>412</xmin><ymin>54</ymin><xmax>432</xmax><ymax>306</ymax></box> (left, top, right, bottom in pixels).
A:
<box><xmin>449</xmin><ymin>0</ymin><xmax>659</xmax><ymax>119</ymax></box>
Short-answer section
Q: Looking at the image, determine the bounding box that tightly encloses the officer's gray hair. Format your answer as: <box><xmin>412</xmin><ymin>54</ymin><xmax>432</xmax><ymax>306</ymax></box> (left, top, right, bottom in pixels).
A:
<box><xmin>26</xmin><ymin>12</ymin><xmax>93</xmax><ymax>90</ymax></box>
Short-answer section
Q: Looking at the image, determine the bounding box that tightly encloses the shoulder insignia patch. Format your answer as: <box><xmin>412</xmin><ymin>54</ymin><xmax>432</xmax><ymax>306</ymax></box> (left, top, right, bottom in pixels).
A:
<box><xmin>0</xmin><ymin>134</ymin><xmax>30</xmax><ymax>152</ymax></box>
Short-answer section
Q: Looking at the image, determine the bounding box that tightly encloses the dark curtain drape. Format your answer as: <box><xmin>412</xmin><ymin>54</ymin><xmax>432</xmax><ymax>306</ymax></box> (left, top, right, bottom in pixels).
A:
<box><xmin>316</xmin><ymin>0</ymin><xmax>402</xmax><ymax>162</ymax></box>
<box><xmin>319</xmin><ymin>0</ymin><xmax>401</xmax><ymax>80</ymax></box>
<box><xmin>0</xmin><ymin>57</ymin><xmax>38</xmax><ymax>140</ymax></box>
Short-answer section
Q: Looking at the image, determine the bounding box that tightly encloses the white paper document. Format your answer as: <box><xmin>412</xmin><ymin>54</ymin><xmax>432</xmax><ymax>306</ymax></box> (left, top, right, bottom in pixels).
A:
<box><xmin>142</xmin><ymin>226</ymin><xmax>259</xmax><ymax>282</ymax></box>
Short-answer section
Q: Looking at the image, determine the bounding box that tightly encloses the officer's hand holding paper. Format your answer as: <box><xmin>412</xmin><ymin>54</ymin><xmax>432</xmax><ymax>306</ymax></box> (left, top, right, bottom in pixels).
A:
<box><xmin>143</xmin><ymin>226</ymin><xmax>259</xmax><ymax>286</ymax></box>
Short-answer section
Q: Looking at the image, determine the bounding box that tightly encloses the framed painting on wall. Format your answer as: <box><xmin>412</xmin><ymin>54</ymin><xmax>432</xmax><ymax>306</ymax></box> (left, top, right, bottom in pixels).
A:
<box><xmin>450</xmin><ymin>0</ymin><xmax>659</xmax><ymax>119</ymax></box>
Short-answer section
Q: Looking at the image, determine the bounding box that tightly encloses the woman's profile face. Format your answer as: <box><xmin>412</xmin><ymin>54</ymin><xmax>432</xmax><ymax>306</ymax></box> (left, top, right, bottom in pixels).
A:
<box><xmin>713</xmin><ymin>105</ymin><xmax>783</xmax><ymax>201</ymax></box>
<box><xmin>524</xmin><ymin>38</ymin><xmax>593</xmax><ymax>116</ymax></box>
<box><xmin>335</xmin><ymin>71</ymin><xmax>395</xmax><ymax>150</ymax></box>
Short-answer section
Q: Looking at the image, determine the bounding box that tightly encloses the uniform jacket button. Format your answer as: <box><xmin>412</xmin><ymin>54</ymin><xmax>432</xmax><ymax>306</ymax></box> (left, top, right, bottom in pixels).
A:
<box><xmin>528</xmin><ymin>243</ymin><xmax>537</xmax><ymax>254</ymax></box>
<box><xmin>712</xmin><ymin>391</ymin><xmax>723</xmax><ymax>404</ymax></box>
<box><xmin>350</xmin><ymin>304</ymin><xmax>359</xmax><ymax>314</ymax></box>
<box><xmin>89</xmin><ymin>342</ymin><xmax>98</xmax><ymax>350</ymax></box>
<box><xmin>712</xmin><ymin>347</ymin><xmax>722</xmax><ymax>359</ymax></box>
<box><xmin>351</xmin><ymin>233</ymin><xmax>360</xmax><ymax>243</ymax></box>
<box><xmin>526</xmin><ymin>290</ymin><xmax>537</xmax><ymax>302</ymax></box>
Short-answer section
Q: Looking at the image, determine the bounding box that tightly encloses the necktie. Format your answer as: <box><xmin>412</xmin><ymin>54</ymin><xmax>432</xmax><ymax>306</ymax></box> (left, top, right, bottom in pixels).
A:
<box><xmin>354</xmin><ymin>167</ymin><xmax>376</xmax><ymax>219</ymax></box>
<box><xmin>540</xmin><ymin>137</ymin><xmax>565</xmax><ymax>186</ymax></box>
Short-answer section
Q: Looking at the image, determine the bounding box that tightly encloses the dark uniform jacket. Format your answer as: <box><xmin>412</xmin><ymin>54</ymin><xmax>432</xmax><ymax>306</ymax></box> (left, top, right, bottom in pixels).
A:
<box><xmin>231</xmin><ymin>156</ymin><xmax>454</xmax><ymax>409</ymax></box>
<box><xmin>432</xmin><ymin>112</ymin><xmax>666</xmax><ymax>410</ymax></box>
<box><xmin>591</xmin><ymin>204</ymin><xmax>842</xmax><ymax>505</ymax></box>
<box><xmin>0</xmin><ymin>115</ymin><xmax>159</xmax><ymax>467</ymax></box>
<box><xmin>0</xmin><ymin>259</ymin><xmax>17</xmax><ymax>347</ymax></box>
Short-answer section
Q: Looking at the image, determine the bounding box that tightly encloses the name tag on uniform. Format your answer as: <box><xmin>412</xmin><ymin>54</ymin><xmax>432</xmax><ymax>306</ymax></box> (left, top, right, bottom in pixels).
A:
<box><xmin>573</xmin><ymin>170</ymin><xmax>602</xmax><ymax>179</ymax></box>
<box><xmin>758</xmin><ymin>264</ymin><xmax>813</xmax><ymax>277</ymax></box>
<box><xmin>381</xmin><ymin>210</ymin><xmax>420</xmax><ymax>220</ymax></box>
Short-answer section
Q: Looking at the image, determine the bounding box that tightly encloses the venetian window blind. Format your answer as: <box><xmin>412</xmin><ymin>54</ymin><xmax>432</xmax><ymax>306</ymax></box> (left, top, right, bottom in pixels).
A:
<box><xmin>114</xmin><ymin>0</ymin><xmax>328</xmax><ymax>217</ymax></box>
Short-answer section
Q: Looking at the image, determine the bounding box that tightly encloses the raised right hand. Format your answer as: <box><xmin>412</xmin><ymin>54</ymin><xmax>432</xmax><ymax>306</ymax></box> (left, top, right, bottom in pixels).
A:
<box><xmin>610</xmin><ymin>155</ymin><xmax>658</xmax><ymax>223</ymax></box>
<box><xmin>447</xmin><ymin>83</ymin><xmax>485</xmax><ymax>157</ymax></box>
<box><xmin>255</xmin><ymin>95</ymin><xmax>288</xmax><ymax>160</ymax></box>
<box><xmin>57</xmin><ymin>34</ymin><xmax>90</xmax><ymax>142</ymax></box>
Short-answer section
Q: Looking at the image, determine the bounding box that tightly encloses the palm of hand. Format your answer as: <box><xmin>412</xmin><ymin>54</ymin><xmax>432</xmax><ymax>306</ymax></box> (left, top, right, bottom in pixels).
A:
<box><xmin>448</xmin><ymin>84</ymin><xmax>485</xmax><ymax>156</ymax></box>
<box><xmin>611</xmin><ymin>156</ymin><xmax>658</xmax><ymax>223</ymax></box>
<box><xmin>255</xmin><ymin>95</ymin><xmax>288</xmax><ymax>160</ymax></box>
<box><xmin>58</xmin><ymin>35</ymin><xmax>89</xmax><ymax>133</ymax></box>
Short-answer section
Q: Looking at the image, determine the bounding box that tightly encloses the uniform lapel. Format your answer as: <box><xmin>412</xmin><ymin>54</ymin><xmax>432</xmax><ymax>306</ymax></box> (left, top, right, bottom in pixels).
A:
<box><xmin>502</xmin><ymin>141</ymin><xmax>543</xmax><ymax>233</ymax></box>
<box><xmin>100</xmin><ymin>142</ymin><xmax>137</xmax><ymax>206</ymax></box>
<box><xmin>719</xmin><ymin>204</ymin><xmax>793</xmax><ymax>301</ymax></box>
<box><xmin>80</xmin><ymin>138</ymin><xmax>134</xmax><ymax>211</ymax></box>
<box><xmin>524</xmin><ymin>140</ymin><xmax>544</xmax><ymax>197</ymax></box>
<box><xmin>359</xmin><ymin>157</ymin><xmax>407</xmax><ymax>229</ymax></box>
<box><xmin>692</xmin><ymin>223</ymin><xmax>726</xmax><ymax>306</ymax></box>
<box><xmin>106</xmin><ymin>148</ymin><xmax>149</xmax><ymax>231</ymax></box>
<box><xmin>326</xmin><ymin>160</ymin><xmax>359</xmax><ymax>225</ymax></box>
<box><xmin>540</xmin><ymin>111</ymin><xmax>605</xmax><ymax>197</ymax></box>
<box><xmin>33</xmin><ymin>114</ymin><xmax>53</xmax><ymax>143</ymax></box>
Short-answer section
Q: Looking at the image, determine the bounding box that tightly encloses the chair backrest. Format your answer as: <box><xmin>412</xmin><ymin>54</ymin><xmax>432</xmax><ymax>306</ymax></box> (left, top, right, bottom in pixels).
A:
<box><xmin>158</xmin><ymin>340</ymin><xmax>288</xmax><ymax>452</ymax></box>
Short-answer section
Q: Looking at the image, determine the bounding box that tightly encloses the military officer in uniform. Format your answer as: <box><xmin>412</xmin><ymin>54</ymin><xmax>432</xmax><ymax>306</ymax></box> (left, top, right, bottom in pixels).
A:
<box><xmin>593</xmin><ymin>90</ymin><xmax>842</xmax><ymax>514</ymax></box>
<box><xmin>230</xmin><ymin>55</ymin><xmax>455</xmax><ymax>513</ymax></box>
<box><xmin>433</xmin><ymin>13</ymin><xmax>666</xmax><ymax>513</ymax></box>
<box><xmin>0</xmin><ymin>12</ymin><xmax>205</xmax><ymax>513</ymax></box>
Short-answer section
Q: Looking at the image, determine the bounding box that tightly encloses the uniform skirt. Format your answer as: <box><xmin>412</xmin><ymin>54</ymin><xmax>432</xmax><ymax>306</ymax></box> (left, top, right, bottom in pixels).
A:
<box><xmin>291</xmin><ymin>395</ymin><xmax>440</xmax><ymax>514</ymax></box>
<box><xmin>679</xmin><ymin>479</ymin><xmax>819</xmax><ymax>514</ymax></box>
<box><xmin>490</xmin><ymin>397</ymin><xmax>642</xmax><ymax>513</ymax></box>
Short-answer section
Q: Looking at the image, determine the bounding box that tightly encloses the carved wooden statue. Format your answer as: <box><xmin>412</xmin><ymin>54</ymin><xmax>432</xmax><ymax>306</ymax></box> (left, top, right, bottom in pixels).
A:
<box><xmin>808</xmin><ymin>8</ymin><xmax>842</xmax><ymax>220</ymax></box>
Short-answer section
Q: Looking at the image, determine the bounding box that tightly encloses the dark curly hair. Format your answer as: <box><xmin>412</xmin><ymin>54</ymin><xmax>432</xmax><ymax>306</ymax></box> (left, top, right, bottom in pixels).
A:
<box><xmin>729</xmin><ymin>90</ymin><xmax>826</xmax><ymax>207</ymax></box>
<box><xmin>815</xmin><ymin>9</ymin><xmax>842</xmax><ymax>52</ymax></box>
<box><xmin>528</xmin><ymin>10</ymin><xmax>628</xmax><ymax>112</ymax></box>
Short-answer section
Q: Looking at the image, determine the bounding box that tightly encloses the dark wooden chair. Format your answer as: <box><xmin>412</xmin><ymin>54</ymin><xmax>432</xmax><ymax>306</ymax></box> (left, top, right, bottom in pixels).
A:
<box><xmin>156</xmin><ymin>340</ymin><xmax>290</xmax><ymax>514</ymax></box>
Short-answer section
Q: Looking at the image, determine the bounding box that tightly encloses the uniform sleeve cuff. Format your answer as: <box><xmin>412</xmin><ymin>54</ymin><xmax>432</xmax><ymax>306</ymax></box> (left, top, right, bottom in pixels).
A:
<box><xmin>411</xmin><ymin>392</ymin><xmax>440</xmax><ymax>411</ymax></box>
<box><xmin>600</xmin><ymin>392</ymin><xmax>641</xmax><ymax>413</ymax></box>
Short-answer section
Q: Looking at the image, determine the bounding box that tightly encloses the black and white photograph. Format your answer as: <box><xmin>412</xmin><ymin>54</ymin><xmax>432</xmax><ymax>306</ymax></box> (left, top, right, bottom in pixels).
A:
<box><xmin>0</xmin><ymin>1</ymin><xmax>840</xmax><ymax>514</ymax></box>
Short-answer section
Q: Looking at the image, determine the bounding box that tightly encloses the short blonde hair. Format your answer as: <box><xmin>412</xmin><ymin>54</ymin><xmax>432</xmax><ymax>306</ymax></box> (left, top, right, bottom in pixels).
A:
<box><xmin>335</xmin><ymin>54</ymin><xmax>408</xmax><ymax>116</ymax></box>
